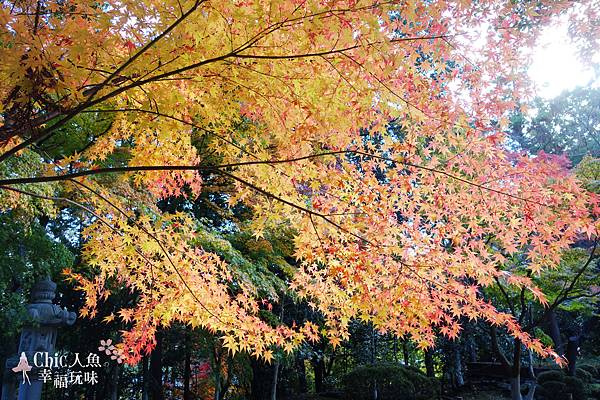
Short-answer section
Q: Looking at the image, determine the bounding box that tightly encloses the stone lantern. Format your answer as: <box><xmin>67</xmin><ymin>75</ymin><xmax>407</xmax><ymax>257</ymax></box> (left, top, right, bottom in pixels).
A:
<box><xmin>1</xmin><ymin>277</ymin><xmax>76</xmax><ymax>400</ymax></box>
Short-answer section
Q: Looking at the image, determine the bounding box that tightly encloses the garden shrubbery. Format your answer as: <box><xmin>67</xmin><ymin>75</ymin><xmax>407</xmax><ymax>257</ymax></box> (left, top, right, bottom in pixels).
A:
<box><xmin>580</xmin><ymin>365</ymin><xmax>600</xmax><ymax>381</ymax></box>
<box><xmin>341</xmin><ymin>364</ymin><xmax>439</xmax><ymax>400</ymax></box>
<box><xmin>577</xmin><ymin>368</ymin><xmax>594</xmax><ymax>383</ymax></box>
<box><xmin>537</xmin><ymin>370</ymin><xmax>587</xmax><ymax>400</ymax></box>
<box><xmin>538</xmin><ymin>370</ymin><xmax>565</xmax><ymax>385</ymax></box>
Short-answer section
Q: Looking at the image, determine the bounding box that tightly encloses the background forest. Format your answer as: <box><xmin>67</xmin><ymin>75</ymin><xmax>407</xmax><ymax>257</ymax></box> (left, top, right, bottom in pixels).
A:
<box><xmin>2</xmin><ymin>88</ymin><xmax>600</xmax><ymax>400</ymax></box>
<box><xmin>1</xmin><ymin>1</ymin><xmax>600</xmax><ymax>400</ymax></box>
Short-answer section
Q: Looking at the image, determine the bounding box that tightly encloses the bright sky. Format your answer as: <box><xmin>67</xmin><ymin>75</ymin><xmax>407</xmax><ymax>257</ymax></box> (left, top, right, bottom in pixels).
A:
<box><xmin>529</xmin><ymin>21</ymin><xmax>599</xmax><ymax>99</ymax></box>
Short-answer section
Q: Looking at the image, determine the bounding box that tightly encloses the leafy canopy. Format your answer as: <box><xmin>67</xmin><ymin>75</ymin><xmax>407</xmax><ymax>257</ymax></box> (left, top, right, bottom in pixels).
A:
<box><xmin>0</xmin><ymin>0</ymin><xmax>599</xmax><ymax>364</ymax></box>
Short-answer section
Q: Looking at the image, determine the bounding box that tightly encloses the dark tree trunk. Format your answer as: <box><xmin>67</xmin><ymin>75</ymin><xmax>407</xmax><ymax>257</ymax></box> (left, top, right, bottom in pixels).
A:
<box><xmin>170</xmin><ymin>366</ymin><xmax>176</xmax><ymax>399</ymax></box>
<box><xmin>296</xmin><ymin>356</ymin><xmax>308</xmax><ymax>393</ymax></box>
<box><xmin>402</xmin><ymin>341</ymin><xmax>410</xmax><ymax>366</ymax></box>
<box><xmin>509</xmin><ymin>339</ymin><xmax>535</xmax><ymax>400</ymax></box>
<box><xmin>142</xmin><ymin>355</ymin><xmax>149</xmax><ymax>400</ymax></box>
<box><xmin>510</xmin><ymin>343</ymin><xmax>523</xmax><ymax>400</ymax></box>
<box><xmin>526</xmin><ymin>349</ymin><xmax>535</xmax><ymax>380</ymax></box>
<box><xmin>183</xmin><ymin>337</ymin><xmax>192</xmax><ymax>400</ymax></box>
<box><xmin>371</xmin><ymin>327</ymin><xmax>377</xmax><ymax>364</ymax></box>
<box><xmin>510</xmin><ymin>375</ymin><xmax>523</xmax><ymax>400</ymax></box>
<box><xmin>548</xmin><ymin>311</ymin><xmax>564</xmax><ymax>356</ymax></box>
<box><xmin>491</xmin><ymin>327</ymin><xmax>533</xmax><ymax>400</ymax></box>
<box><xmin>270</xmin><ymin>359</ymin><xmax>280</xmax><ymax>400</ymax></box>
<box><xmin>425</xmin><ymin>349</ymin><xmax>435</xmax><ymax>377</ymax></box>
<box><xmin>213</xmin><ymin>344</ymin><xmax>223</xmax><ymax>400</ymax></box>
<box><xmin>251</xmin><ymin>359</ymin><xmax>276</xmax><ymax>400</ymax></box>
<box><xmin>313</xmin><ymin>357</ymin><xmax>325</xmax><ymax>393</ymax></box>
<box><xmin>566</xmin><ymin>336</ymin><xmax>579</xmax><ymax>376</ymax></box>
<box><xmin>453</xmin><ymin>345</ymin><xmax>464</xmax><ymax>388</ymax></box>
<box><xmin>110</xmin><ymin>364</ymin><xmax>119</xmax><ymax>400</ymax></box>
<box><xmin>467</xmin><ymin>337</ymin><xmax>477</xmax><ymax>363</ymax></box>
<box><xmin>150</xmin><ymin>332</ymin><xmax>165</xmax><ymax>400</ymax></box>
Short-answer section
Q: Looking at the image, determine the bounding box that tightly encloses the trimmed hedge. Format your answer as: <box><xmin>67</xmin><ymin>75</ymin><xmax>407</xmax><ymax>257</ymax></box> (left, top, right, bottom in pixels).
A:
<box><xmin>580</xmin><ymin>365</ymin><xmax>600</xmax><ymax>380</ymax></box>
<box><xmin>539</xmin><ymin>380</ymin><xmax>567</xmax><ymax>400</ymax></box>
<box><xmin>341</xmin><ymin>364</ymin><xmax>439</xmax><ymax>400</ymax></box>
<box><xmin>538</xmin><ymin>370</ymin><xmax>565</xmax><ymax>385</ymax></box>
<box><xmin>537</xmin><ymin>370</ymin><xmax>587</xmax><ymax>400</ymax></box>
<box><xmin>564</xmin><ymin>376</ymin><xmax>586</xmax><ymax>400</ymax></box>
<box><xmin>577</xmin><ymin>368</ymin><xmax>594</xmax><ymax>383</ymax></box>
<box><xmin>589</xmin><ymin>383</ymin><xmax>600</xmax><ymax>400</ymax></box>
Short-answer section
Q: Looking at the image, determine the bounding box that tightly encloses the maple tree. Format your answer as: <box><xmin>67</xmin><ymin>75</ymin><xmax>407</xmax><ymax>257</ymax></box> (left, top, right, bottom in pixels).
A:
<box><xmin>1</xmin><ymin>0</ymin><xmax>599</xmax><ymax>369</ymax></box>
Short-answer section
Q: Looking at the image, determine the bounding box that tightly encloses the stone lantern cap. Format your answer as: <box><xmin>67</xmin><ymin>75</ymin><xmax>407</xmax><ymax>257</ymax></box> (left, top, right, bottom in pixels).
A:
<box><xmin>30</xmin><ymin>277</ymin><xmax>57</xmax><ymax>304</ymax></box>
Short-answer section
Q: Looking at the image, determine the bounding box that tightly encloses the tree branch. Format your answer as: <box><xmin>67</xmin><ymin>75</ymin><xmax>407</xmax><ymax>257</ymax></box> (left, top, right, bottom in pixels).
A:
<box><xmin>85</xmin><ymin>0</ymin><xmax>205</xmax><ymax>101</ymax></box>
<box><xmin>490</xmin><ymin>325</ymin><xmax>511</xmax><ymax>368</ymax></box>
<box><xmin>527</xmin><ymin>240</ymin><xmax>598</xmax><ymax>330</ymax></box>
<box><xmin>494</xmin><ymin>277</ymin><xmax>516</xmax><ymax>315</ymax></box>
<box><xmin>0</xmin><ymin>149</ymin><xmax>550</xmax><ymax>207</ymax></box>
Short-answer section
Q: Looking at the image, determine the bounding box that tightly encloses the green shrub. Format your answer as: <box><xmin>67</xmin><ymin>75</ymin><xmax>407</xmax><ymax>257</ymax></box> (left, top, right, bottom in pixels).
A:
<box><xmin>400</xmin><ymin>367</ymin><xmax>439</xmax><ymax>400</ymax></box>
<box><xmin>537</xmin><ymin>371</ymin><xmax>588</xmax><ymax>400</ymax></box>
<box><xmin>341</xmin><ymin>364</ymin><xmax>439</xmax><ymax>400</ymax></box>
<box><xmin>577</xmin><ymin>368</ymin><xmax>594</xmax><ymax>383</ymax></box>
<box><xmin>589</xmin><ymin>383</ymin><xmax>600</xmax><ymax>399</ymax></box>
<box><xmin>538</xmin><ymin>370</ymin><xmax>566</xmax><ymax>385</ymax></box>
<box><xmin>580</xmin><ymin>365</ymin><xmax>600</xmax><ymax>380</ymax></box>
<box><xmin>539</xmin><ymin>380</ymin><xmax>567</xmax><ymax>400</ymax></box>
<box><xmin>564</xmin><ymin>376</ymin><xmax>586</xmax><ymax>400</ymax></box>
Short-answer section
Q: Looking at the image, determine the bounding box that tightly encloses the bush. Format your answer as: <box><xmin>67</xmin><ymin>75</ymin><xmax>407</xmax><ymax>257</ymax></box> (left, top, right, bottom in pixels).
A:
<box><xmin>400</xmin><ymin>367</ymin><xmax>439</xmax><ymax>400</ymax></box>
<box><xmin>580</xmin><ymin>365</ymin><xmax>600</xmax><ymax>380</ymax></box>
<box><xmin>564</xmin><ymin>376</ymin><xmax>586</xmax><ymax>400</ymax></box>
<box><xmin>538</xmin><ymin>373</ymin><xmax>588</xmax><ymax>400</ymax></box>
<box><xmin>577</xmin><ymin>368</ymin><xmax>594</xmax><ymax>383</ymax></box>
<box><xmin>341</xmin><ymin>364</ymin><xmax>439</xmax><ymax>400</ymax></box>
<box><xmin>538</xmin><ymin>370</ymin><xmax>566</xmax><ymax>385</ymax></box>
<box><xmin>341</xmin><ymin>364</ymin><xmax>414</xmax><ymax>400</ymax></box>
<box><xmin>589</xmin><ymin>383</ymin><xmax>600</xmax><ymax>399</ymax></box>
<box><xmin>539</xmin><ymin>380</ymin><xmax>567</xmax><ymax>400</ymax></box>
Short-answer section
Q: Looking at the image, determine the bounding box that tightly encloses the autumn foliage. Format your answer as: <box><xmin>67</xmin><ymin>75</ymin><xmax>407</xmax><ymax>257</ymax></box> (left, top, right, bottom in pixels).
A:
<box><xmin>0</xmin><ymin>0</ymin><xmax>598</xmax><ymax>364</ymax></box>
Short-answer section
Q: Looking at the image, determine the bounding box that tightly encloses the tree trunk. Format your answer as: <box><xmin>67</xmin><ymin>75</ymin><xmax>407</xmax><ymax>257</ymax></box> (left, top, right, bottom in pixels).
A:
<box><xmin>425</xmin><ymin>349</ymin><xmax>435</xmax><ymax>377</ymax></box>
<box><xmin>296</xmin><ymin>356</ymin><xmax>307</xmax><ymax>393</ymax></box>
<box><xmin>214</xmin><ymin>364</ymin><xmax>222</xmax><ymax>400</ymax></box>
<box><xmin>511</xmin><ymin>375</ymin><xmax>536</xmax><ymax>400</ymax></box>
<box><xmin>213</xmin><ymin>345</ymin><xmax>222</xmax><ymax>400</ymax></box>
<box><xmin>170</xmin><ymin>366</ymin><xmax>176</xmax><ymax>399</ymax></box>
<box><xmin>183</xmin><ymin>337</ymin><xmax>192</xmax><ymax>400</ymax></box>
<box><xmin>491</xmin><ymin>326</ymin><xmax>526</xmax><ymax>400</ymax></box>
<box><xmin>372</xmin><ymin>379</ymin><xmax>378</xmax><ymax>400</ymax></box>
<box><xmin>511</xmin><ymin>340</ymin><xmax>522</xmax><ymax>400</ymax></box>
<box><xmin>142</xmin><ymin>355</ymin><xmax>149</xmax><ymax>400</ymax></box>
<box><xmin>510</xmin><ymin>376</ymin><xmax>523</xmax><ymax>400</ymax></box>
<box><xmin>526</xmin><ymin>349</ymin><xmax>535</xmax><ymax>380</ymax></box>
<box><xmin>509</xmin><ymin>340</ymin><xmax>537</xmax><ymax>400</ymax></box>
<box><xmin>110</xmin><ymin>364</ymin><xmax>119</xmax><ymax>400</ymax></box>
<box><xmin>150</xmin><ymin>332</ymin><xmax>164</xmax><ymax>400</ymax></box>
<box><xmin>221</xmin><ymin>357</ymin><xmax>233</xmax><ymax>400</ymax></box>
<box><xmin>313</xmin><ymin>357</ymin><xmax>325</xmax><ymax>393</ymax></box>
<box><xmin>270</xmin><ymin>359</ymin><xmax>280</xmax><ymax>400</ymax></box>
<box><xmin>510</xmin><ymin>345</ymin><xmax>523</xmax><ymax>400</ymax></box>
<box><xmin>371</xmin><ymin>327</ymin><xmax>377</xmax><ymax>364</ymax></box>
<box><xmin>402</xmin><ymin>341</ymin><xmax>410</xmax><ymax>366</ymax></box>
<box><xmin>453</xmin><ymin>346</ymin><xmax>464</xmax><ymax>387</ymax></box>
<box><xmin>548</xmin><ymin>311</ymin><xmax>564</xmax><ymax>356</ymax></box>
<box><xmin>467</xmin><ymin>337</ymin><xmax>477</xmax><ymax>363</ymax></box>
<box><xmin>251</xmin><ymin>359</ymin><xmax>276</xmax><ymax>400</ymax></box>
<box><xmin>566</xmin><ymin>336</ymin><xmax>579</xmax><ymax>376</ymax></box>
<box><xmin>524</xmin><ymin>381</ymin><xmax>536</xmax><ymax>400</ymax></box>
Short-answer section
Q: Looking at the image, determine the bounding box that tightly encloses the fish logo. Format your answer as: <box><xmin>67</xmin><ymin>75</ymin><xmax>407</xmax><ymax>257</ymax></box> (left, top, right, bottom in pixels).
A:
<box><xmin>12</xmin><ymin>352</ymin><xmax>32</xmax><ymax>385</ymax></box>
